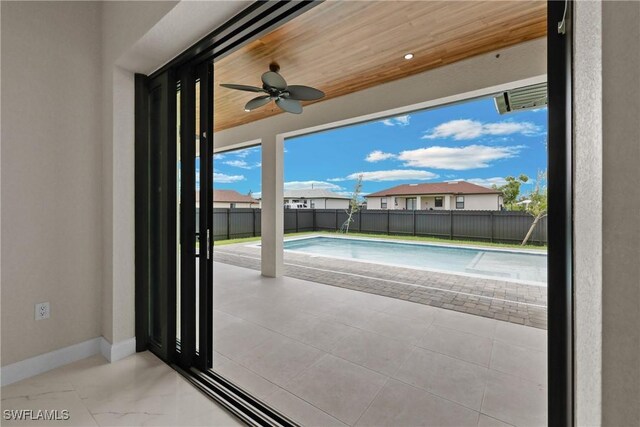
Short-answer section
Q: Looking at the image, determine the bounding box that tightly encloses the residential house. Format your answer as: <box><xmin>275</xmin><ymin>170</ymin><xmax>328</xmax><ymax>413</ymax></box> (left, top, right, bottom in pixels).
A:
<box><xmin>209</xmin><ymin>189</ymin><xmax>259</xmax><ymax>208</ymax></box>
<box><xmin>283</xmin><ymin>189</ymin><xmax>350</xmax><ymax>209</ymax></box>
<box><xmin>365</xmin><ymin>181</ymin><xmax>503</xmax><ymax>210</ymax></box>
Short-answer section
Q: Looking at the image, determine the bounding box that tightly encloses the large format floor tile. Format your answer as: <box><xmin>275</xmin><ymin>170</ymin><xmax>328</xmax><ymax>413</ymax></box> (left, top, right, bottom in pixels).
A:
<box><xmin>265</xmin><ymin>389</ymin><xmax>347</xmax><ymax>427</ymax></box>
<box><xmin>329</xmin><ymin>328</ymin><xmax>413</xmax><ymax>376</ymax></box>
<box><xmin>0</xmin><ymin>353</ymin><xmax>242</xmax><ymax>427</ymax></box>
<box><xmin>417</xmin><ymin>324</ymin><xmax>494</xmax><ymax>367</ymax></box>
<box><xmin>285</xmin><ymin>354</ymin><xmax>387</xmax><ymax>425</ymax></box>
<box><xmin>489</xmin><ymin>341</ymin><xmax>546</xmax><ymax>384</ymax></box>
<box><xmin>213</xmin><ymin>262</ymin><xmax>548</xmax><ymax>427</ymax></box>
<box><xmin>394</xmin><ymin>347</ymin><xmax>489</xmax><ymax>410</ymax></box>
<box><xmin>236</xmin><ymin>334</ymin><xmax>323</xmax><ymax>388</ymax></box>
<box><xmin>356</xmin><ymin>379</ymin><xmax>479</xmax><ymax>427</ymax></box>
<box><xmin>481</xmin><ymin>370</ymin><xmax>547</xmax><ymax>427</ymax></box>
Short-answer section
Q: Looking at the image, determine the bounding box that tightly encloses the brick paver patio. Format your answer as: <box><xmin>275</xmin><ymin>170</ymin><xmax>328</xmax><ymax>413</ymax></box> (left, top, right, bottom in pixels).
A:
<box><xmin>213</xmin><ymin>238</ymin><xmax>547</xmax><ymax>329</ymax></box>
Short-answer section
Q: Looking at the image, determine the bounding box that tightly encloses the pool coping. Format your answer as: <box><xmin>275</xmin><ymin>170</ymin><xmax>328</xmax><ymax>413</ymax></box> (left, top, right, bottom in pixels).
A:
<box><xmin>247</xmin><ymin>234</ymin><xmax>547</xmax><ymax>287</ymax></box>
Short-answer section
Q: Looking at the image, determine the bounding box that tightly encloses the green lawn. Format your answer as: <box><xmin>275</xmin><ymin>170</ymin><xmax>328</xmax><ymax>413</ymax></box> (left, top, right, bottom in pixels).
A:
<box><xmin>213</xmin><ymin>230</ymin><xmax>546</xmax><ymax>251</ymax></box>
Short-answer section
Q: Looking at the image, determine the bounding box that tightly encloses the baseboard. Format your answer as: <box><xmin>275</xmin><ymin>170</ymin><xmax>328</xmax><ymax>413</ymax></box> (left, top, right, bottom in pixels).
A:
<box><xmin>1</xmin><ymin>336</ymin><xmax>137</xmax><ymax>387</ymax></box>
<box><xmin>1</xmin><ymin>337</ymin><xmax>102</xmax><ymax>386</ymax></box>
<box><xmin>100</xmin><ymin>337</ymin><xmax>136</xmax><ymax>363</ymax></box>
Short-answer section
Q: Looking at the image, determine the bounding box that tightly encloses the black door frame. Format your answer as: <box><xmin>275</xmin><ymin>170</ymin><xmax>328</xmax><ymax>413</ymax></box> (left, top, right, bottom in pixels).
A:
<box><xmin>135</xmin><ymin>1</ymin><xmax>574</xmax><ymax>425</ymax></box>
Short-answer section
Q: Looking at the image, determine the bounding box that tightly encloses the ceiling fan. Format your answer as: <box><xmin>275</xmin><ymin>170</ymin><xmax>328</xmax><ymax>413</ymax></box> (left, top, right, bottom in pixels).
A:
<box><xmin>220</xmin><ymin>63</ymin><xmax>325</xmax><ymax>114</ymax></box>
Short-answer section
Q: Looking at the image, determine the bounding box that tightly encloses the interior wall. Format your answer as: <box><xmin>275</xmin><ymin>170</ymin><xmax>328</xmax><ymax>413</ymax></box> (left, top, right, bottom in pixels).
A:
<box><xmin>1</xmin><ymin>1</ymin><xmax>103</xmax><ymax>365</ymax></box>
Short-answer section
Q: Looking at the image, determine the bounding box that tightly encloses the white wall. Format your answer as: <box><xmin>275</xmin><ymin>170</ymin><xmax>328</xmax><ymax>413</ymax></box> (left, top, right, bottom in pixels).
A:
<box><xmin>366</xmin><ymin>195</ymin><xmax>499</xmax><ymax>210</ymax></box>
<box><xmin>1</xmin><ymin>2</ymin><xmax>103</xmax><ymax>366</ymax></box>
<box><xmin>459</xmin><ymin>194</ymin><xmax>501</xmax><ymax>211</ymax></box>
<box><xmin>325</xmin><ymin>199</ymin><xmax>350</xmax><ymax>210</ymax></box>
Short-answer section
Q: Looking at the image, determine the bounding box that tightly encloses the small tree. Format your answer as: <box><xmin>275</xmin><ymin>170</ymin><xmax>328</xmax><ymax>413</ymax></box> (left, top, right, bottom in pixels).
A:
<box><xmin>494</xmin><ymin>174</ymin><xmax>529</xmax><ymax>210</ymax></box>
<box><xmin>340</xmin><ymin>174</ymin><xmax>363</xmax><ymax>234</ymax></box>
<box><xmin>521</xmin><ymin>170</ymin><xmax>548</xmax><ymax>245</ymax></box>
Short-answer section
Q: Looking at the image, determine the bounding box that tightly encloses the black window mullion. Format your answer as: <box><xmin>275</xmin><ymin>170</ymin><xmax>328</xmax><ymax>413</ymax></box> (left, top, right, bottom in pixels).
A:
<box><xmin>196</xmin><ymin>61</ymin><xmax>214</xmax><ymax>371</ymax></box>
<box><xmin>179</xmin><ymin>65</ymin><xmax>197</xmax><ymax>369</ymax></box>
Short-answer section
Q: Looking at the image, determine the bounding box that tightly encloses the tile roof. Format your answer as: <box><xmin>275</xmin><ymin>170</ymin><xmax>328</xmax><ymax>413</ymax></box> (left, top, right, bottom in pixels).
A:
<box><xmin>212</xmin><ymin>189</ymin><xmax>258</xmax><ymax>203</ymax></box>
<box><xmin>283</xmin><ymin>189</ymin><xmax>350</xmax><ymax>199</ymax></box>
<box><xmin>365</xmin><ymin>181</ymin><xmax>502</xmax><ymax>197</ymax></box>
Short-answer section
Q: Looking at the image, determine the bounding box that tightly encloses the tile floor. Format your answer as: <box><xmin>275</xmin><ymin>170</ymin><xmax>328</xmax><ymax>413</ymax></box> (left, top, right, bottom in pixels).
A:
<box><xmin>212</xmin><ymin>262</ymin><xmax>547</xmax><ymax>427</ymax></box>
<box><xmin>0</xmin><ymin>352</ymin><xmax>242</xmax><ymax>426</ymax></box>
<box><xmin>2</xmin><ymin>261</ymin><xmax>547</xmax><ymax>427</ymax></box>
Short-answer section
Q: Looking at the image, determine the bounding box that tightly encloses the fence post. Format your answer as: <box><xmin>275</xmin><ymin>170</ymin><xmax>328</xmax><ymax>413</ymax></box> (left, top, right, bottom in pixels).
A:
<box><xmin>335</xmin><ymin>209</ymin><xmax>339</xmax><ymax>230</ymax></box>
<box><xmin>490</xmin><ymin>211</ymin><xmax>494</xmax><ymax>243</ymax></box>
<box><xmin>295</xmin><ymin>209</ymin><xmax>299</xmax><ymax>233</ymax></box>
<box><xmin>226</xmin><ymin>208</ymin><xmax>230</xmax><ymax>240</ymax></box>
<box><xmin>313</xmin><ymin>209</ymin><xmax>316</xmax><ymax>231</ymax></box>
<box><xmin>387</xmin><ymin>210</ymin><xmax>391</xmax><ymax>235</ymax></box>
<box><xmin>252</xmin><ymin>209</ymin><xmax>256</xmax><ymax>237</ymax></box>
<box><xmin>449</xmin><ymin>210</ymin><xmax>453</xmax><ymax>240</ymax></box>
<box><xmin>358</xmin><ymin>210</ymin><xmax>362</xmax><ymax>232</ymax></box>
<box><xmin>413</xmin><ymin>210</ymin><xmax>416</xmax><ymax>236</ymax></box>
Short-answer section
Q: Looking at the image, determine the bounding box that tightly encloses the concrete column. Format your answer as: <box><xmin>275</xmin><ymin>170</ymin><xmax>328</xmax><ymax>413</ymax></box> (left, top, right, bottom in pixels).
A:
<box><xmin>416</xmin><ymin>196</ymin><xmax>422</xmax><ymax>210</ymax></box>
<box><xmin>260</xmin><ymin>134</ymin><xmax>284</xmax><ymax>277</ymax></box>
<box><xmin>444</xmin><ymin>195</ymin><xmax>451</xmax><ymax>210</ymax></box>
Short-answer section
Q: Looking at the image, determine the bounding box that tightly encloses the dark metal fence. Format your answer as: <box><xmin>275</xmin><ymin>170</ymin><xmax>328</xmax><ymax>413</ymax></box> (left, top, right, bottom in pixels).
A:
<box><xmin>210</xmin><ymin>208</ymin><xmax>547</xmax><ymax>244</ymax></box>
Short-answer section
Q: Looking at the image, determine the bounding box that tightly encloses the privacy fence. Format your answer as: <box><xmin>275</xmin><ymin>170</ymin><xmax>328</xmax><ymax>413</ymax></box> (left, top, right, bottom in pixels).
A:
<box><xmin>210</xmin><ymin>208</ymin><xmax>547</xmax><ymax>245</ymax></box>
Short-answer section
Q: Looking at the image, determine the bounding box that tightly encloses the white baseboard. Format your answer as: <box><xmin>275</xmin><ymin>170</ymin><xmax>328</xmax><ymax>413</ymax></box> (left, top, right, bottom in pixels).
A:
<box><xmin>100</xmin><ymin>337</ymin><xmax>136</xmax><ymax>363</ymax></box>
<box><xmin>1</xmin><ymin>337</ymin><xmax>102</xmax><ymax>386</ymax></box>
<box><xmin>1</xmin><ymin>336</ymin><xmax>137</xmax><ymax>386</ymax></box>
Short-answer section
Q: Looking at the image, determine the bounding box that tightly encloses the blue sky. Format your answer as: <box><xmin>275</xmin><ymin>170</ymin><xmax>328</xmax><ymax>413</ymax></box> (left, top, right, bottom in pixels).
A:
<box><xmin>212</xmin><ymin>97</ymin><xmax>547</xmax><ymax>198</ymax></box>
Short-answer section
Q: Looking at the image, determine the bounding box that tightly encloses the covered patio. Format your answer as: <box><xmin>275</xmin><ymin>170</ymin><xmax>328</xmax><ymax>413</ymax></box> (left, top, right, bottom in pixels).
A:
<box><xmin>212</xmin><ymin>262</ymin><xmax>547</xmax><ymax>426</ymax></box>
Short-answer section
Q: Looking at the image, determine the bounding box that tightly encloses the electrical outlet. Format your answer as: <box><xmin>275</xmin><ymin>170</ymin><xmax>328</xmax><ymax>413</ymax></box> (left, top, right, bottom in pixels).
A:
<box><xmin>35</xmin><ymin>302</ymin><xmax>50</xmax><ymax>320</ymax></box>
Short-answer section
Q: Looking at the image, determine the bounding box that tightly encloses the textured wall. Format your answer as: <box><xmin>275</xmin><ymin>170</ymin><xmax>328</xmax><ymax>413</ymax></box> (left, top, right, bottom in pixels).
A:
<box><xmin>574</xmin><ymin>1</ymin><xmax>603</xmax><ymax>425</ymax></box>
<box><xmin>1</xmin><ymin>2</ymin><xmax>103</xmax><ymax>365</ymax></box>
<box><xmin>601</xmin><ymin>1</ymin><xmax>640</xmax><ymax>425</ymax></box>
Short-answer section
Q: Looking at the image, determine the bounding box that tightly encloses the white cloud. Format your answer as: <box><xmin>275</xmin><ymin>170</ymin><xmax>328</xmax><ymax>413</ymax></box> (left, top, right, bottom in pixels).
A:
<box><xmin>213</xmin><ymin>172</ymin><xmax>245</xmax><ymax>183</ymax></box>
<box><xmin>331</xmin><ymin>170</ymin><xmax>438</xmax><ymax>182</ymax></box>
<box><xmin>283</xmin><ymin>181</ymin><xmax>344</xmax><ymax>191</ymax></box>
<box><xmin>213</xmin><ymin>153</ymin><xmax>225</xmax><ymax>160</ymax></box>
<box><xmin>381</xmin><ymin>115</ymin><xmax>411</xmax><ymax>127</ymax></box>
<box><xmin>234</xmin><ymin>146</ymin><xmax>260</xmax><ymax>158</ymax></box>
<box><xmin>397</xmin><ymin>145</ymin><xmax>522</xmax><ymax>170</ymax></box>
<box><xmin>223</xmin><ymin>159</ymin><xmax>253</xmax><ymax>169</ymax></box>
<box><xmin>365</xmin><ymin>150</ymin><xmax>396</xmax><ymax>162</ymax></box>
<box><xmin>460</xmin><ymin>177</ymin><xmax>509</xmax><ymax>188</ymax></box>
<box><xmin>422</xmin><ymin>119</ymin><xmax>540</xmax><ymax>140</ymax></box>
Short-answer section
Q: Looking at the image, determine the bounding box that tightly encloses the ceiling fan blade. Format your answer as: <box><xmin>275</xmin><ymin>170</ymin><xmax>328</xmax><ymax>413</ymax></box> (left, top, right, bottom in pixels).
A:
<box><xmin>261</xmin><ymin>71</ymin><xmax>287</xmax><ymax>90</ymax></box>
<box><xmin>276</xmin><ymin>98</ymin><xmax>302</xmax><ymax>114</ymax></box>
<box><xmin>285</xmin><ymin>85</ymin><xmax>325</xmax><ymax>101</ymax></box>
<box><xmin>244</xmin><ymin>95</ymin><xmax>271</xmax><ymax>111</ymax></box>
<box><xmin>220</xmin><ymin>83</ymin><xmax>265</xmax><ymax>93</ymax></box>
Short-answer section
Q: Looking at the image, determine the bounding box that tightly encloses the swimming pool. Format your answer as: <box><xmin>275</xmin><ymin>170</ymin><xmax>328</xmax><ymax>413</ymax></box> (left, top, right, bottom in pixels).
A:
<box><xmin>282</xmin><ymin>236</ymin><xmax>547</xmax><ymax>285</ymax></box>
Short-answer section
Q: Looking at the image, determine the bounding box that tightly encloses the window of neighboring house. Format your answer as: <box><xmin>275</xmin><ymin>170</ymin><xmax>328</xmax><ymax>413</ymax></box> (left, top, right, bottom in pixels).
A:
<box><xmin>230</xmin><ymin>203</ymin><xmax>236</xmax><ymax>208</ymax></box>
<box><xmin>310</xmin><ymin>201</ymin><xmax>315</xmax><ymax>208</ymax></box>
<box><xmin>435</xmin><ymin>197</ymin><xmax>443</xmax><ymax>208</ymax></box>
<box><xmin>381</xmin><ymin>198</ymin><xmax>388</xmax><ymax>209</ymax></box>
<box><xmin>456</xmin><ymin>196</ymin><xmax>464</xmax><ymax>209</ymax></box>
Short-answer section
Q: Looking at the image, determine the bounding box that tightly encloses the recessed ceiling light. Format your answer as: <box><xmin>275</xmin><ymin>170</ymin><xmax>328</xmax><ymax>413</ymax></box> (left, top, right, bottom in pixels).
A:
<box><xmin>244</xmin><ymin>109</ymin><xmax>250</xmax><ymax>112</ymax></box>
<box><xmin>404</xmin><ymin>53</ymin><xmax>414</xmax><ymax>60</ymax></box>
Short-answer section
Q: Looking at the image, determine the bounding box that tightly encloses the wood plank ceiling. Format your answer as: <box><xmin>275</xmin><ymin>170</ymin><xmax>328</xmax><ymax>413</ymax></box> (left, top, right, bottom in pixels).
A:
<box><xmin>213</xmin><ymin>1</ymin><xmax>546</xmax><ymax>132</ymax></box>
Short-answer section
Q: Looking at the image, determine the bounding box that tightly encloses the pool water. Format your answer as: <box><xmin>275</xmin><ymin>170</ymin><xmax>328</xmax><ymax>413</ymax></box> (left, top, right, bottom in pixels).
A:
<box><xmin>283</xmin><ymin>236</ymin><xmax>547</xmax><ymax>285</ymax></box>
